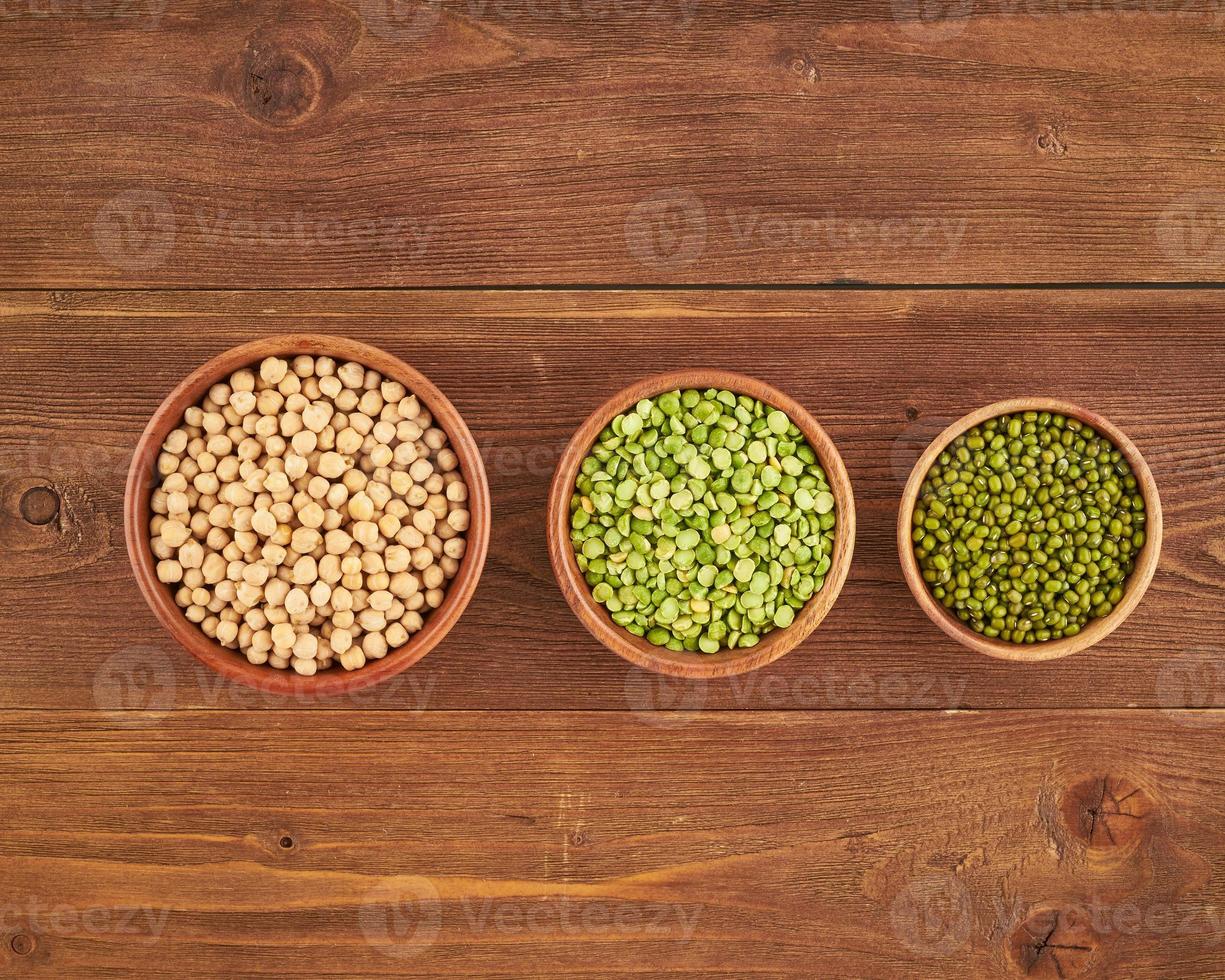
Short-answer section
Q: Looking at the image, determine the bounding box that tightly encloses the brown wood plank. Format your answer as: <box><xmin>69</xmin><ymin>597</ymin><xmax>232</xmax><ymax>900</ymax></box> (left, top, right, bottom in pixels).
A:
<box><xmin>1</xmin><ymin>1</ymin><xmax>1223</xmax><ymax>286</ymax></box>
<box><xmin>1</xmin><ymin>288</ymin><xmax>1222</xmax><ymax>710</ymax></box>
<box><xmin>1</xmin><ymin>710</ymin><xmax>1224</xmax><ymax>977</ymax></box>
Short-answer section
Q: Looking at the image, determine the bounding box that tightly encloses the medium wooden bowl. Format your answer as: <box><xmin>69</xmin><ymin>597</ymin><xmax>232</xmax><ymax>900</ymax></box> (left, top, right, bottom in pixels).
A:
<box><xmin>897</xmin><ymin>398</ymin><xmax>1162</xmax><ymax>662</ymax></box>
<box><xmin>125</xmin><ymin>334</ymin><xmax>490</xmax><ymax>696</ymax></box>
<box><xmin>547</xmin><ymin>370</ymin><xmax>856</xmax><ymax>678</ymax></box>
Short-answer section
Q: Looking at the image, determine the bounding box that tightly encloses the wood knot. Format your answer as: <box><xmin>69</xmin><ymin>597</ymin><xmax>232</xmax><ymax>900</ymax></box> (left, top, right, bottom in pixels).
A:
<box><xmin>10</xmin><ymin>933</ymin><xmax>36</xmax><ymax>956</ymax></box>
<box><xmin>1036</xmin><ymin>126</ymin><xmax>1067</xmax><ymax>157</ymax></box>
<box><xmin>1060</xmin><ymin>774</ymin><xmax>1153</xmax><ymax>852</ymax></box>
<box><xmin>277</xmin><ymin>833</ymin><xmax>297</xmax><ymax>851</ymax></box>
<box><xmin>905</xmin><ymin>406</ymin><xmax>920</xmax><ymax>421</ymax></box>
<box><xmin>776</xmin><ymin>48</ymin><xmax>820</xmax><ymax>86</ymax></box>
<box><xmin>1007</xmin><ymin>906</ymin><xmax>1100</xmax><ymax>977</ymax></box>
<box><xmin>238</xmin><ymin>41</ymin><xmax>326</xmax><ymax>127</ymax></box>
<box><xmin>20</xmin><ymin>486</ymin><xmax>60</xmax><ymax>526</ymax></box>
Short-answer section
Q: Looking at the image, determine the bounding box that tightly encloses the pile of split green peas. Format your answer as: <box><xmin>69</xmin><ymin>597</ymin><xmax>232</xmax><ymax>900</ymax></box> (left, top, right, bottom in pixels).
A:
<box><xmin>912</xmin><ymin>411</ymin><xmax>1146</xmax><ymax>644</ymax></box>
<box><xmin>569</xmin><ymin>388</ymin><xmax>837</xmax><ymax>653</ymax></box>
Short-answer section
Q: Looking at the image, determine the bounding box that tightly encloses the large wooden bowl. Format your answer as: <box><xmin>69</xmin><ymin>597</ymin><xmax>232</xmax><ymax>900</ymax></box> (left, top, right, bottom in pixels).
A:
<box><xmin>125</xmin><ymin>334</ymin><xmax>490</xmax><ymax>696</ymax></box>
<box><xmin>547</xmin><ymin>370</ymin><xmax>856</xmax><ymax>678</ymax></box>
<box><xmin>897</xmin><ymin>398</ymin><xmax>1162</xmax><ymax>662</ymax></box>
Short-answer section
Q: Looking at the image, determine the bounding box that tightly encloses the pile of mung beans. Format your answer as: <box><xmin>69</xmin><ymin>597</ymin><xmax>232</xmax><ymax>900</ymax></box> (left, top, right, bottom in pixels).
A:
<box><xmin>149</xmin><ymin>355</ymin><xmax>469</xmax><ymax>675</ymax></box>
<box><xmin>569</xmin><ymin>388</ymin><xmax>837</xmax><ymax>653</ymax></box>
<box><xmin>911</xmin><ymin>410</ymin><xmax>1145</xmax><ymax>643</ymax></box>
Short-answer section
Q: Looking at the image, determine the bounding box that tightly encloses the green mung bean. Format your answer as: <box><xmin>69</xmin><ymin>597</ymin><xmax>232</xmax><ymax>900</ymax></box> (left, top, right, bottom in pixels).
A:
<box><xmin>912</xmin><ymin>411</ymin><xmax>1145</xmax><ymax>644</ymax></box>
<box><xmin>570</xmin><ymin>388</ymin><xmax>837</xmax><ymax>652</ymax></box>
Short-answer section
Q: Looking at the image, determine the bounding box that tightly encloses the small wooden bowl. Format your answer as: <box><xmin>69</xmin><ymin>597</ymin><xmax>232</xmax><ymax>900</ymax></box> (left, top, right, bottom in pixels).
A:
<box><xmin>897</xmin><ymin>398</ymin><xmax>1162</xmax><ymax>662</ymax></box>
<box><xmin>547</xmin><ymin>370</ymin><xmax>856</xmax><ymax>678</ymax></box>
<box><xmin>125</xmin><ymin>334</ymin><xmax>490</xmax><ymax>696</ymax></box>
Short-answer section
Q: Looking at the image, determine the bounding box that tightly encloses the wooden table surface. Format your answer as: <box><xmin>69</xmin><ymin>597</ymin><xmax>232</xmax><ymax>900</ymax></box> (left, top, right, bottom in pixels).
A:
<box><xmin>2</xmin><ymin>4</ymin><xmax>1224</xmax><ymax>978</ymax></box>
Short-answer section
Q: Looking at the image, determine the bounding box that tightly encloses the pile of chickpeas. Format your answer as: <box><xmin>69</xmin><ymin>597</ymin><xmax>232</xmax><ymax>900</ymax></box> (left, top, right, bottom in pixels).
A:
<box><xmin>149</xmin><ymin>355</ymin><xmax>469</xmax><ymax>675</ymax></box>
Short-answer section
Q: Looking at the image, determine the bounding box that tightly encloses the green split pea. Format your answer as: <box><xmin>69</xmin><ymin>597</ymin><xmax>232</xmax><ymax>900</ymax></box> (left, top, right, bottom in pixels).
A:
<box><xmin>570</xmin><ymin>387</ymin><xmax>836</xmax><ymax>653</ymax></box>
<box><xmin>912</xmin><ymin>410</ymin><xmax>1146</xmax><ymax>644</ymax></box>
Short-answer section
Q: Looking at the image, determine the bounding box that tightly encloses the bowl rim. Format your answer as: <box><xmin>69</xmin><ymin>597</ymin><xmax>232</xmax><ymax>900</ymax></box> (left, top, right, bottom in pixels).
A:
<box><xmin>546</xmin><ymin>369</ymin><xmax>856</xmax><ymax>678</ymax></box>
<box><xmin>896</xmin><ymin>397</ymin><xmax>1162</xmax><ymax>663</ymax></box>
<box><xmin>124</xmin><ymin>333</ymin><xmax>490</xmax><ymax>697</ymax></box>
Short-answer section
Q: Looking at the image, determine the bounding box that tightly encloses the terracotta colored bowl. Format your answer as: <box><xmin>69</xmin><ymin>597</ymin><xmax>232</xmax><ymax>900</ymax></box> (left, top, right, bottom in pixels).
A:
<box><xmin>547</xmin><ymin>370</ymin><xmax>856</xmax><ymax>678</ymax></box>
<box><xmin>897</xmin><ymin>398</ymin><xmax>1162</xmax><ymax>662</ymax></box>
<box><xmin>125</xmin><ymin>334</ymin><xmax>490</xmax><ymax>696</ymax></box>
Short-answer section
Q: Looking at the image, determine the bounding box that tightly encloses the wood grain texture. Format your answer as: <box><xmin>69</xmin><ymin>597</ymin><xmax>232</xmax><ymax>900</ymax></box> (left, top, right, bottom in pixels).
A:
<box><xmin>2</xmin><ymin>710</ymin><xmax>1225</xmax><ymax>977</ymax></box>
<box><xmin>1</xmin><ymin>0</ymin><xmax>1224</xmax><ymax>286</ymax></box>
<box><xmin>1</xmin><ymin>288</ymin><xmax>1223</xmax><ymax>710</ymax></box>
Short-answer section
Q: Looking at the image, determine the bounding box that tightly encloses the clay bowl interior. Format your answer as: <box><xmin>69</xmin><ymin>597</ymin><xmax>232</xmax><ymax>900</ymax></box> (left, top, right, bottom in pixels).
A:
<box><xmin>125</xmin><ymin>334</ymin><xmax>490</xmax><ymax>696</ymax></box>
<box><xmin>547</xmin><ymin>369</ymin><xmax>856</xmax><ymax>679</ymax></box>
<box><xmin>897</xmin><ymin>397</ymin><xmax>1162</xmax><ymax>663</ymax></box>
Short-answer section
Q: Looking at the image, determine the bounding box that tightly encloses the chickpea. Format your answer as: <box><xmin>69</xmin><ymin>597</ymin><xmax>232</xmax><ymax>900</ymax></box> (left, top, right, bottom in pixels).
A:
<box><xmin>319</xmin><ymin>554</ymin><xmax>342</xmax><ymax>584</ymax></box>
<box><xmin>299</xmin><ymin>501</ymin><xmax>325</xmax><ymax>529</ymax></box>
<box><xmin>338</xmin><ymin>648</ymin><xmax>366</xmax><ymax>671</ymax></box>
<box><xmin>403</xmin><ymin>611</ymin><xmax>425</xmax><ymax>633</ymax></box>
<box><xmin>355</xmin><ymin>608</ymin><xmax>384</xmax><ymax>633</ymax></box>
<box><xmin>389</xmin><ymin>572</ymin><xmax>419</xmax><ymax>598</ymax></box>
<box><xmin>409</xmin><ymin>547</ymin><xmax>433</xmax><ymax>571</ymax></box>
<box><xmin>329</xmin><ymin>628</ymin><xmax>354</xmax><ymax>655</ymax></box>
<box><xmin>422</xmin><ymin>565</ymin><xmax>444</xmax><ymax>590</ymax></box>
<box><xmin>309</xmin><ymin>581</ymin><xmax>331</xmax><ymax>607</ymax></box>
<box><xmin>291</xmin><ymin>555</ymin><xmax>317</xmax><ymax>585</ymax></box>
<box><xmin>329</xmin><ymin>607</ymin><xmax>353</xmax><ymax>630</ymax></box>
<box><xmin>159</xmin><ymin>520</ymin><xmax>191</xmax><ymax>548</ymax></box>
<box><xmin>156</xmin><ymin>559</ymin><xmax>184</xmax><ymax>584</ymax></box>
<box><xmin>179</xmin><ymin>540</ymin><xmax>204</xmax><ymax>569</ymax></box>
<box><xmin>293</xmin><ymin>632</ymin><xmax>318</xmax><ymax>660</ymax></box>
<box><xmin>385</xmin><ymin>622</ymin><xmax>408</xmax><ymax>648</ymax></box>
